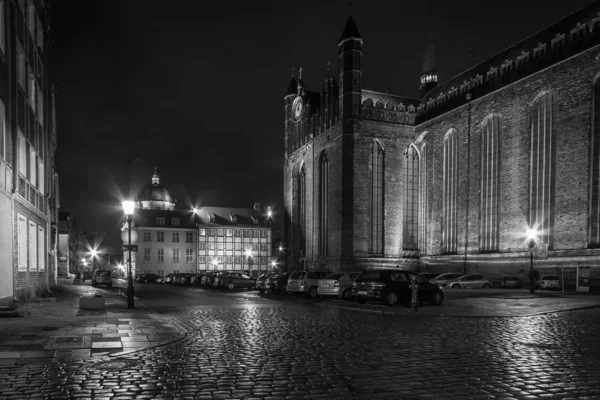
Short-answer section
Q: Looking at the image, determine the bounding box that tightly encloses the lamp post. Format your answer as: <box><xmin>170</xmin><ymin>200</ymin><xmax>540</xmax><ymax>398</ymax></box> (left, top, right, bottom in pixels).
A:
<box><xmin>245</xmin><ymin>248</ymin><xmax>253</xmax><ymax>276</ymax></box>
<box><xmin>122</xmin><ymin>201</ymin><xmax>135</xmax><ymax>309</ymax></box>
<box><xmin>526</xmin><ymin>228</ymin><xmax>538</xmax><ymax>294</ymax></box>
<box><xmin>91</xmin><ymin>249</ymin><xmax>98</xmax><ymax>271</ymax></box>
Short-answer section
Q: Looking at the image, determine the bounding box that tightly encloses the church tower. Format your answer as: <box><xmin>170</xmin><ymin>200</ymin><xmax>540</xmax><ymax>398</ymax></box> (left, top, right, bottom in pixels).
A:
<box><xmin>338</xmin><ymin>16</ymin><xmax>362</xmax><ymax>122</ymax></box>
<box><xmin>284</xmin><ymin>71</ymin><xmax>298</xmax><ymax>155</ymax></box>
<box><xmin>419</xmin><ymin>2</ymin><xmax>438</xmax><ymax>98</ymax></box>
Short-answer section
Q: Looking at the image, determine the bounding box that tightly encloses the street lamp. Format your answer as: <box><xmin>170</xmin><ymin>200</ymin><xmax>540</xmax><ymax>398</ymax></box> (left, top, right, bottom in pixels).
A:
<box><xmin>91</xmin><ymin>249</ymin><xmax>98</xmax><ymax>270</ymax></box>
<box><xmin>526</xmin><ymin>228</ymin><xmax>538</xmax><ymax>294</ymax></box>
<box><xmin>245</xmin><ymin>248</ymin><xmax>253</xmax><ymax>276</ymax></box>
<box><xmin>122</xmin><ymin>200</ymin><xmax>135</xmax><ymax>309</ymax></box>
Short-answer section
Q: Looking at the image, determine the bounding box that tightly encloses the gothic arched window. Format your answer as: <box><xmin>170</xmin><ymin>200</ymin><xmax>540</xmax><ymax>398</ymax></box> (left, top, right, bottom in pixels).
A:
<box><xmin>298</xmin><ymin>165</ymin><xmax>306</xmax><ymax>256</ymax></box>
<box><xmin>403</xmin><ymin>144</ymin><xmax>419</xmax><ymax>250</ymax></box>
<box><xmin>480</xmin><ymin>115</ymin><xmax>500</xmax><ymax>252</ymax></box>
<box><xmin>529</xmin><ymin>92</ymin><xmax>556</xmax><ymax>248</ymax></box>
<box><xmin>590</xmin><ymin>81</ymin><xmax>600</xmax><ymax>248</ymax></box>
<box><xmin>418</xmin><ymin>142</ymin><xmax>428</xmax><ymax>253</ymax></box>
<box><xmin>319</xmin><ymin>152</ymin><xmax>329</xmax><ymax>256</ymax></box>
<box><xmin>369</xmin><ymin>141</ymin><xmax>384</xmax><ymax>254</ymax></box>
<box><xmin>442</xmin><ymin>128</ymin><xmax>458</xmax><ymax>254</ymax></box>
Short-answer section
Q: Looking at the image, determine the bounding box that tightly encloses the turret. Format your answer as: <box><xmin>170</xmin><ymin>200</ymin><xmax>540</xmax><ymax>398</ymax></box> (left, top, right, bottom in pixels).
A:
<box><xmin>338</xmin><ymin>16</ymin><xmax>362</xmax><ymax>121</ymax></box>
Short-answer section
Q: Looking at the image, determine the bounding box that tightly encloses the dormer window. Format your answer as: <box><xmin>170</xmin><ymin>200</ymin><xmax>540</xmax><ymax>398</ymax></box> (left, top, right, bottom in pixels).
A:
<box><xmin>172</xmin><ymin>217</ymin><xmax>180</xmax><ymax>226</ymax></box>
<box><xmin>157</xmin><ymin>217</ymin><xmax>165</xmax><ymax>225</ymax></box>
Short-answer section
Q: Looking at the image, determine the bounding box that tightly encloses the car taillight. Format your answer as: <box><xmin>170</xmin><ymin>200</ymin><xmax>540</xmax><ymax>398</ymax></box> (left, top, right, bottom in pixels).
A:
<box><xmin>334</xmin><ymin>281</ymin><xmax>339</xmax><ymax>287</ymax></box>
<box><xmin>352</xmin><ymin>282</ymin><xmax>357</xmax><ymax>288</ymax></box>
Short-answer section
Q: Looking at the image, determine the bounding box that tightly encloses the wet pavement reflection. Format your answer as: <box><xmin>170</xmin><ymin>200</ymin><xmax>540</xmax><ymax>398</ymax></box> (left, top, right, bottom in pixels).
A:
<box><xmin>1</xmin><ymin>304</ymin><xmax>600</xmax><ymax>399</ymax></box>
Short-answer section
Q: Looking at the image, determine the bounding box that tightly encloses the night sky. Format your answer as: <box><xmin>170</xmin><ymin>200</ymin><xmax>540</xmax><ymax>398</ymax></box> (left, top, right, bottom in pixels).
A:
<box><xmin>50</xmin><ymin>0</ymin><xmax>593</xmax><ymax>253</ymax></box>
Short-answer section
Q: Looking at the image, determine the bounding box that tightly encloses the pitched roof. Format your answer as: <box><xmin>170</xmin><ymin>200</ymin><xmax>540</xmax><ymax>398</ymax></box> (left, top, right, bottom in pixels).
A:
<box><xmin>340</xmin><ymin>16</ymin><xmax>361</xmax><ymax>42</ymax></box>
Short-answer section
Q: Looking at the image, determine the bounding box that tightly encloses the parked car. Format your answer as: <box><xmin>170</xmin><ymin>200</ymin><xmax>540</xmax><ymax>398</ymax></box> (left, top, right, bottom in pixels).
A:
<box><xmin>91</xmin><ymin>269</ymin><xmax>113</xmax><ymax>289</ymax></box>
<box><xmin>135</xmin><ymin>273</ymin><xmax>159</xmax><ymax>283</ymax></box>
<box><xmin>172</xmin><ymin>273</ymin><xmax>194</xmax><ymax>285</ymax></box>
<box><xmin>500</xmin><ymin>276</ymin><xmax>522</xmax><ymax>288</ymax></box>
<box><xmin>317</xmin><ymin>271</ymin><xmax>361</xmax><ymax>300</ymax></box>
<box><xmin>214</xmin><ymin>273</ymin><xmax>256</xmax><ymax>290</ymax></box>
<box><xmin>256</xmin><ymin>273</ymin><xmax>277</xmax><ymax>293</ymax></box>
<box><xmin>430</xmin><ymin>273</ymin><xmax>464</xmax><ymax>287</ymax></box>
<box><xmin>447</xmin><ymin>274</ymin><xmax>492</xmax><ymax>289</ymax></box>
<box><xmin>163</xmin><ymin>273</ymin><xmax>175</xmax><ymax>284</ymax></box>
<box><xmin>536</xmin><ymin>275</ymin><xmax>561</xmax><ymax>290</ymax></box>
<box><xmin>80</xmin><ymin>271</ymin><xmax>93</xmax><ymax>282</ymax></box>
<box><xmin>201</xmin><ymin>271</ymin><xmax>221</xmax><ymax>286</ymax></box>
<box><xmin>419</xmin><ymin>273</ymin><xmax>441</xmax><ymax>281</ymax></box>
<box><xmin>190</xmin><ymin>273</ymin><xmax>205</xmax><ymax>285</ymax></box>
<box><xmin>352</xmin><ymin>270</ymin><xmax>444</xmax><ymax>306</ymax></box>
<box><xmin>269</xmin><ymin>273</ymin><xmax>291</xmax><ymax>294</ymax></box>
<box><xmin>287</xmin><ymin>270</ymin><xmax>332</xmax><ymax>297</ymax></box>
<box><xmin>156</xmin><ymin>276</ymin><xmax>165</xmax><ymax>283</ymax></box>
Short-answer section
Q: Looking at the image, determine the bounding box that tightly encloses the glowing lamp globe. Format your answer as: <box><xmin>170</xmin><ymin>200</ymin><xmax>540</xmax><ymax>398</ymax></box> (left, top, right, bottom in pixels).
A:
<box><xmin>121</xmin><ymin>228</ymin><xmax>139</xmax><ymax>244</ymax></box>
<box><xmin>122</xmin><ymin>200</ymin><xmax>135</xmax><ymax>215</ymax></box>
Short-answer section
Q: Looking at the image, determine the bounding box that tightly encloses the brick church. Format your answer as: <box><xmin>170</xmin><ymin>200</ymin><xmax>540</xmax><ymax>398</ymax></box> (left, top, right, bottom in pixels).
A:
<box><xmin>283</xmin><ymin>2</ymin><xmax>600</xmax><ymax>283</ymax></box>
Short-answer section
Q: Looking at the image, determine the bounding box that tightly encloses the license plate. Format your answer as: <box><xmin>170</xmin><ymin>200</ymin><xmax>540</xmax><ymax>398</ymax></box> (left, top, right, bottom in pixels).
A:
<box><xmin>320</xmin><ymin>283</ymin><xmax>330</xmax><ymax>287</ymax></box>
<box><xmin>357</xmin><ymin>291</ymin><xmax>367</xmax><ymax>296</ymax></box>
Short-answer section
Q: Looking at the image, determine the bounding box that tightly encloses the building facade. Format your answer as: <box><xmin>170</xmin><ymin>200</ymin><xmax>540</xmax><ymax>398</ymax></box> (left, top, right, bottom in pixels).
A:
<box><xmin>195</xmin><ymin>205</ymin><xmax>273</xmax><ymax>277</ymax></box>
<box><xmin>283</xmin><ymin>3</ymin><xmax>600</xmax><ymax>283</ymax></box>
<box><xmin>0</xmin><ymin>0</ymin><xmax>58</xmax><ymax>306</ymax></box>
<box><xmin>129</xmin><ymin>170</ymin><xmax>197</xmax><ymax>277</ymax></box>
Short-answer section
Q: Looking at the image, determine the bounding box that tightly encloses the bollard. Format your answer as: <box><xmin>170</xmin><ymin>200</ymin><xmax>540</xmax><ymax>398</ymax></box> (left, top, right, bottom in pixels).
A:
<box><xmin>410</xmin><ymin>278</ymin><xmax>420</xmax><ymax>312</ymax></box>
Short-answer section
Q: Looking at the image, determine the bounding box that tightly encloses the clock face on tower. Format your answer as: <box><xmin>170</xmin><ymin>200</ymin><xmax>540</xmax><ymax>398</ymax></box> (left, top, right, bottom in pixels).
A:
<box><xmin>292</xmin><ymin>96</ymin><xmax>304</xmax><ymax>121</ymax></box>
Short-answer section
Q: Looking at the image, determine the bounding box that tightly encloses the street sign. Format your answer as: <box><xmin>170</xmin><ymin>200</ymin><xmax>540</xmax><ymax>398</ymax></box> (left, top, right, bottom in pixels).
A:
<box><xmin>122</xmin><ymin>244</ymin><xmax>138</xmax><ymax>252</ymax></box>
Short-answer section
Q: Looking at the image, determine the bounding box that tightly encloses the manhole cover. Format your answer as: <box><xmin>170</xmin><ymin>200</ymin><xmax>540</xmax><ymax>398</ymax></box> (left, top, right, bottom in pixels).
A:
<box><xmin>94</xmin><ymin>360</ymin><xmax>138</xmax><ymax>370</ymax></box>
<box><xmin>55</xmin><ymin>337</ymin><xmax>83</xmax><ymax>345</ymax></box>
<box><xmin>45</xmin><ymin>336</ymin><xmax>90</xmax><ymax>349</ymax></box>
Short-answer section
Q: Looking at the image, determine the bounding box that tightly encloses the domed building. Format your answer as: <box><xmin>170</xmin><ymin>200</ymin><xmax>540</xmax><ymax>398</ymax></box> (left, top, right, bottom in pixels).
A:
<box><xmin>136</xmin><ymin>168</ymin><xmax>175</xmax><ymax>211</ymax></box>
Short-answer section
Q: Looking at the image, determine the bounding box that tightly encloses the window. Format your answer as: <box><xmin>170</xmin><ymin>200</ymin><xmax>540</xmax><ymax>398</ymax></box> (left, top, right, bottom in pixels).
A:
<box><xmin>253</xmin><ymin>230</ymin><xmax>259</xmax><ymax>238</ymax></box>
<box><xmin>17</xmin><ymin>40</ymin><xmax>25</xmax><ymax>89</ymax></box>
<box><xmin>30</xmin><ymin>148</ymin><xmax>36</xmax><ymax>186</ymax></box>
<box><xmin>226</xmin><ymin>242</ymin><xmax>232</xmax><ymax>250</ymax></box>
<box><xmin>234</xmin><ymin>229</ymin><xmax>241</xmax><ymax>237</ymax></box>
<box><xmin>199</xmin><ymin>228</ymin><xmax>206</xmax><ymax>236</ymax></box>
<box><xmin>297</xmin><ymin>165</ymin><xmax>306</xmax><ymax>256</ymax></box>
<box><xmin>590</xmin><ymin>81</ymin><xmax>600</xmax><ymax>247</ymax></box>
<box><xmin>529</xmin><ymin>92</ymin><xmax>556</xmax><ymax>248</ymax></box>
<box><xmin>18</xmin><ymin>215</ymin><xmax>27</xmax><ymax>271</ymax></box>
<box><xmin>234</xmin><ymin>242</ymin><xmax>241</xmax><ymax>250</ymax></box>
<box><xmin>143</xmin><ymin>231</ymin><xmax>151</xmax><ymax>242</ymax></box>
<box><xmin>208</xmin><ymin>228</ymin><xmax>215</xmax><ymax>236</ymax></box>
<box><xmin>186</xmin><ymin>232</ymin><xmax>193</xmax><ymax>243</ymax></box>
<box><xmin>226</xmin><ymin>229</ymin><xmax>232</xmax><ymax>236</ymax></box>
<box><xmin>0</xmin><ymin>101</ymin><xmax>6</xmax><ymax>161</ymax></box>
<box><xmin>29</xmin><ymin>221</ymin><xmax>36</xmax><ymax>271</ymax></box>
<box><xmin>144</xmin><ymin>248</ymin><xmax>151</xmax><ymax>262</ymax></box>
<box><xmin>319</xmin><ymin>152</ymin><xmax>329</xmax><ymax>256</ymax></box>
<box><xmin>157</xmin><ymin>249</ymin><xmax>164</xmax><ymax>263</ymax></box>
<box><xmin>28</xmin><ymin>67</ymin><xmax>36</xmax><ymax>111</ymax></box>
<box><xmin>38</xmin><ymin>157</ymin><xmax>44</xmax><ymax>194</ymax></box>
<box><xmin>172</xmin><ymin>232</ymin><xmax>179</xmax><ymax>242</ymax></box>
<box><xmin>18</xmin><ymin>131</ymin><xmax>26</xmax><ymax>176</ymax></box>
<box><xmin>36</xmin><ymin>84</ymin><xmax>43</xmax><ymax>125</ymax></box>
<box><xmin>217</xmin><ymin>242</ymin><xmax>224</xmax><ymax>250</ymax></box>
<box><xmin>198</xmin><ymin>242</ymin><xmax>206</xmax><ymax>250</ymax></box>
<box><xmin>172</xmin><ymin>217</ymin><xmax>180</xmax><ymax>226</ymax></box>
<box><xmin>403</xmin><ymin>144</ymin><xmax>418</xmax><ymax>251</ymax></box>
<box><xmin>217</xmin><ymin>229</ymin><xmax>223</xmax><ymax>236</ymax></box>
<box><xmin>157</xmin><ymin>217</ymin><xmax>165</xmax><ymax>225</ymax></box>
<box><xmin>0</xmin><ymin>1</ymin><xmax>5</xmax><ymax>54</ymax></box>
<box><xmin>37</xmin><ymin>226</ymin><xmax>44</xmax><ymax>271</ymax></box>
<box><xmin>260</xmin><ymin>244</ymin><xmax>267</xmax><ymax>251</ymax></box>
<box><xmin>418</xmin><ymin>143</ymin><xmax>428</xmax><ymax>254</ymax></box>
<box><xmin>157</xmin><ymin>231</ymin><xmax>164</xmax><ymax>242</ymax></box>
<box><xmin>480</xmin><ymin>115</ymin><xmax>500</xmax><ymax>252</ymax></box>
<box><xmin>442</xmin><ymin>128</ymin><xmax>458</xmax><ymax>254</ymax></box>
<box><xmin>173</xmin><ymin>249</ymin><xmax>179</xmax><ymax>263</ymax></box>
<box><xmin>370</xmin><ymin>141</ymin><xmax>384</xmax><ymax>254</ymax></box>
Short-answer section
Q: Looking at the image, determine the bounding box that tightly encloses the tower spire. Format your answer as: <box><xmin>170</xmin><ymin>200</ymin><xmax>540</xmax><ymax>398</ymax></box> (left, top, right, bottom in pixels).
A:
<box><xmin>420</xmin><ymin>0</ymin><xmax>437</xmax><ymax>98</ymax></box>
<box><xmin>152</xmin><ymin>167</ymin><xmax>160</xmax><ymax>186</ymax></box>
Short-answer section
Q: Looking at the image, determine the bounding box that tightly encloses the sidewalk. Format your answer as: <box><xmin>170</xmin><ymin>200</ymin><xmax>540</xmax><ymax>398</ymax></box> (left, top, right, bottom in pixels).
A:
<box><xmin>0</xmin><ymin>278</ymin><xmax>186</xmax><ymax>367</ymax></box>
<box><xmin>318</xmin><ymin>288</ymin><xmax>600</xmax><ymax>317</ymax></box>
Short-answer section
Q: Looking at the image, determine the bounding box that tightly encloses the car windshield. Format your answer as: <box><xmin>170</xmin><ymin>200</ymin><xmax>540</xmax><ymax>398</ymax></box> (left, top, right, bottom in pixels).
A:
<box><xmin>289</xmin><ymin>271</ymin><xmax>305</xmax><ymax>279</ymax></box>
<box><xmin>98</xmin><ymin>271</ymin><xmax>111</xmax><ymax>278</ymax></box>
<box><xmin>543</xmin><ymin>276</ymin><xmax>559</xmax><ymax>280</ymax></box>
<box><xmin>434</xmin><ymin>273</ymin><xmax>455</xmax><ymax>280</ymax></box>
<box><xmin>357</xmin><ymin>271</ymin><xmax>380</xmax><ymax>280</ymax></box>
<box><xmin>324</xmin><ymin>273</ymin><xmax>344</xmax><ymax>280</ymax></box>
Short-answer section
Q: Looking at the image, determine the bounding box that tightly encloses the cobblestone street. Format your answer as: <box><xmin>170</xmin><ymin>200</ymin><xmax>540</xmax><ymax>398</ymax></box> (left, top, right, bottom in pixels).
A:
<box><xmin>1</xmin><ymin>301</ymin><xmax>600</xmax><ymax>399</ymax></box>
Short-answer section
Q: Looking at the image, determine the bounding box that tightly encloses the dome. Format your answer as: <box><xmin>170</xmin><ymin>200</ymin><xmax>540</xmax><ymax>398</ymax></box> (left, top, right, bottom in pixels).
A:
<box><xmin>137</xmin><ymin>168</ymin><xmax>176</xmax><ymax>210</ymax></box>
<box><xmin>139</xmin><ymin>184</ymin><xmax>173</xmax><ymax>203</ymax></box>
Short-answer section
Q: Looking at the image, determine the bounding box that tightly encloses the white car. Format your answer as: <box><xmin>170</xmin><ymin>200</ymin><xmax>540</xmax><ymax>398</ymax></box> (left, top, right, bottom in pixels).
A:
<box><xmin>448</xmin><ymin>274</ymin><xmax>493</xmax><ymax>289</ymax></box>
<box><xmin>536</xmin><ymin>275</ymin><xmax>561</xmax><ymax>290</ymax></box>
<box><xmin>430</xmin><ymin>273</ymin><xmax>463</xmax><ymax>287</ymax></box>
